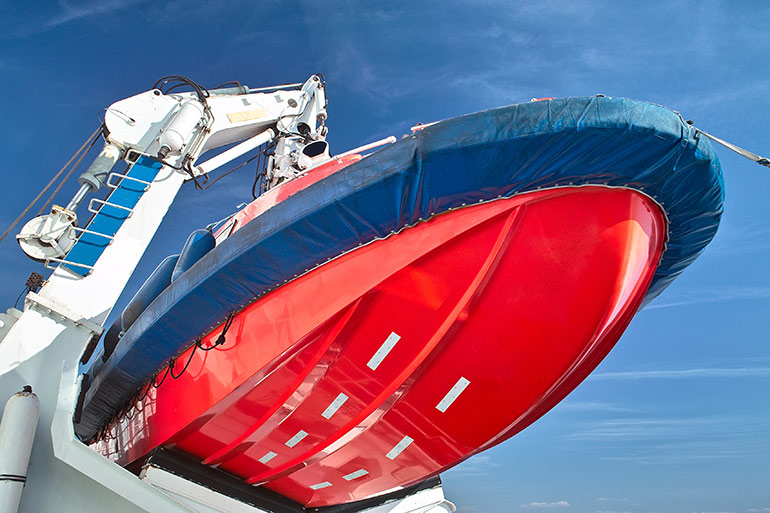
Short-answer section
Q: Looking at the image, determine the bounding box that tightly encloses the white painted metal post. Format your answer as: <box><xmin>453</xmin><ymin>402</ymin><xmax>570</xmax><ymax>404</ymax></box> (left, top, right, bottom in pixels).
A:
<box><xmin>0</xmin><ymin>387</ymin><xmax>40</xmax><ymax>513</ymax></box>
<box><xmin>194</xmin><ymin>128</ymin><xmax>275</xmax><ymax>176</ymax></box>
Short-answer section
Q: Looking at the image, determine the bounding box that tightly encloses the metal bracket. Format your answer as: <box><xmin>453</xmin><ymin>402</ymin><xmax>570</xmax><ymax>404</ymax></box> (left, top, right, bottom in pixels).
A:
<box><xmin>24</xmin><ymin>292</ymin><xmax>104</xmax><ymax>338</ymax></box>
<box><xmin>44</xmin><ymin>258</ymin><xmax>95</xmax><ymax>273</ymax></box>
<box><xmin>106</xmin><ymin>172</ymin><xmax>152</xmax><ymax>191</ymax></box>
<box><xmin>72</xmin><ymin>227</ymin><xmax>115</xmax><ymax>242</ymax></box>
<box><xmin>88</xmin><ymin>198</ymin><xmax>135</xmax><ymax>217</ymax></box>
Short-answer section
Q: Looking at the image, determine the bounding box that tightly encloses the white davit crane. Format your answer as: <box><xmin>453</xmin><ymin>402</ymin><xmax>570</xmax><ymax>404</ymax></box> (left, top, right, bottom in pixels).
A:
<box><xmin>0</xmin><ymin>75</ymin><xmax>450</xmax><ymax>513</ymax></box>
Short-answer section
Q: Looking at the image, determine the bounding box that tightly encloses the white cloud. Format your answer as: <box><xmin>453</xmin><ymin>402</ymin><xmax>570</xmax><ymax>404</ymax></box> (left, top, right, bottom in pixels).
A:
<box><xmin>521</xmin><ymin>501</ymin><xmax>570</xmax><ymax>508</ymax></box>
<box><xmin>644</xmin><ymin>286</ymin><xmax>770</xmax><ymax>310</ymax></box>
<box><xmin>4</xmin><ymin>0</ymin><xmax>151</xmax><ymax>38</ymax></box>
<box><xmin>455</xmin><ymin>507</ymin><xmax>485</xmax><ymax>513</ymax></box>
<box><xmin>567</xmin><ymin>417</ymin><xmax>705</xmax><ymax>442</ymax></box>
<box><xmin>747</xmin><ymin>509</ymin><xmax>770</xmax><ymax>512</ymax></box>
<box><xmin>589</xmin><ymin>367</ymin><xmax>770</xmax><ymax>381</ymax></box>
<box><xmin>44</xmin><ymin>0</ymin><xmax>149</xmax><ymax>29</ymax></box>
<box><xmin>565</xmin><ymin>414</ymin><xmax>770</xmax><ymax>465</ymax></box>
<box><xmin>559</xmin><ymin>401</ymin><xmax>633</xmax><ymax>412</ymax></box>
<box><xmin>444</xmin><ymin>454</ymin><xmax>500</xmax><ymax>478</ymax></box>
<box><xmin>708</xmin><ymin>223</ymin><xmax>770</xmax><ymax>256</ymax></box>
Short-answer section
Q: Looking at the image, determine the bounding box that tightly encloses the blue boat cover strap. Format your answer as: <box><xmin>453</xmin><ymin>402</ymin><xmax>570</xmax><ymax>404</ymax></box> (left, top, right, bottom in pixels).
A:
<box><xmin>76</xmin><ymin>96</ymin><xmax>724</xmax><ymax>440</ymax></box>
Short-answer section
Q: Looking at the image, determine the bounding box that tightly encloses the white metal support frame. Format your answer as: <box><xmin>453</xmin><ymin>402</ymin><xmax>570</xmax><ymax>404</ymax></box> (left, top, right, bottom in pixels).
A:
<box><xmin>0</xmin><ymin>74</ymin><xmax>455</xmax><ymax>513</ymax></box>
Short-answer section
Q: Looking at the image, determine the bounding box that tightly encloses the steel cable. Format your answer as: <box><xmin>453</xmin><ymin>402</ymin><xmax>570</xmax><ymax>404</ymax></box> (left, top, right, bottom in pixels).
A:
<box><xmin>693</xmin><ymin>126</ymin><xmax>770</xmax><ymax>168</ymax></box>
<box><xmin>0</xmin><ymin>124</ymin><xmax>104</xmax><ymax>244</ymax></box>
<box><xmin>35</xmin><ymin>128</ymin><xmax>102</xmax><ymax>216</ymax></box>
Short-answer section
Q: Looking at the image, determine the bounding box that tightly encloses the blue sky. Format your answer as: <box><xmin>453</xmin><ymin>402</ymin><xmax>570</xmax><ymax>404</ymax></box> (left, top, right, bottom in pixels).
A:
<box><xmin>1</xmin><ymin>2</ymin><xmax>769</xmax><ymax>512</ymax></box>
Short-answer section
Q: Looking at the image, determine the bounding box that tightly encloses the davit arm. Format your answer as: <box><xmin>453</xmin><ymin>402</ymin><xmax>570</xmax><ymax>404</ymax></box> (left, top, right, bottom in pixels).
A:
<box><xmin>17</xmin><ymin>74</ymin><xmax>329</xmax><ymax>264</ymax></box>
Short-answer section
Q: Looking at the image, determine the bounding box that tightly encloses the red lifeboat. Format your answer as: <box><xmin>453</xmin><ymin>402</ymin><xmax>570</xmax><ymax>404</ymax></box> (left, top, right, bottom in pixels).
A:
<box><xmin>82</xmin><ymin>96</ymin><xmax>723</xmax><ymax>508</ymax></box>
<box><xmin>98</xmin><ymin>185</ymin><xmax>665</xmax><ymax>507</ymax></box>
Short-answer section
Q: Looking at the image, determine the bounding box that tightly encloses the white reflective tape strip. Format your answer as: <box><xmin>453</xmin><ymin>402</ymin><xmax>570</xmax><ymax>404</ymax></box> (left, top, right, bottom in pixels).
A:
<box><xmin>342</xmin><ymin>469</ymin><xmax>369</xmax><ymax>481</ymax></box>
<box><xmin>436</xmin><ymin>377</ymin><xmax>470</xmax><ymax>413</ymax></box>
<box><xmin>258</xmin><ymin>451</ymin><xmax>277</xmax><ymax>464</ymax></box>
<box><xmin>309</xmin><ymin>481</ymin><xmax>332</xmax><ymax>490</ymax></box>
<box><xmin>285</xmin><ymin>430</ymin><xmax>308</xmax><ymax>448</ymax></box>
<box><xmin>321</xmin><ymin>393</ymin><xmax>349</xmax><ymax>419</ymax></box>
<box><xmin>367</xmin><ymin>332</ymin><xmax>401</xmax><ymax>370</ymax></box>
<box><xmin>386</xmin><ymin>435</ymin><xmax>414</xmax><ymax>460</ymax></box>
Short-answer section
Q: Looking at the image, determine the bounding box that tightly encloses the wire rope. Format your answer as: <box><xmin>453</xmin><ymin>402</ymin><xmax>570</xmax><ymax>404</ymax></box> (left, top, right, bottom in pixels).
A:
<box><xmin>0</xmin><ymin>124</ymin><xmax>103</xmax><ymax>243</ymax></box>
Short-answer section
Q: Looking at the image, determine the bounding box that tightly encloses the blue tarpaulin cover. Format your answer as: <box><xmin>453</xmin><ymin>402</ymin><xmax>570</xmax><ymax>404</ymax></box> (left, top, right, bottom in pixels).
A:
<box><xmin>77</xmin><ymin>96</ymin><xmax>724</xmax><ymax>440</ymax></box>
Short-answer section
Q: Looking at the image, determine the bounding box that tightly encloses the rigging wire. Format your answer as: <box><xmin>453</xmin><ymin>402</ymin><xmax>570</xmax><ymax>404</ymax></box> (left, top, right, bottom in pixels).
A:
<box><xmin>174</xmin><ymin>141</ymin><xmax>273</xmax><ymax>194</ymax></box>
<box><xmin>196</xmin><ymin>152</ymin><xmax>261</xmax><ymax>191</ymax></box>
<box><xmin>96</xmin><ymin>311</ymin><xmax>237</xmax><ymax>442</ymax></box>
<box><xmin>693</xmin><ymin>125</ymin><xmax>770</xmax><ymax>168</ymax></box>
<box><xmin>13</xmin><ymin>287</ymin><xmax>28</xmax><ymax>310</ymax></box>
<box><xmin>182</xmin><ymin>159</ymin><xmax>206</xmax><ymax>190</ymax></box>
<box><xmin>210</xmin><ymin>312</ymin><xmax>235</xmax><ymax>348</ymax></box>
<box><xmin>152</xmin><ymin>75</ymin><xmax>210</xmax><ymax>107</ymax></box>
<box><xmin>35</xmin><ymin>127</ymin><xmax>103</xmax><ymax>216</ymax></box>
<box><xmin>252</xmin><ymin>150</ymin><xmax>264</xmax><ymax>199</ymax></box>
<box><xmin>169</xmin><ymin>344</ymin><xmax>199</xmax><ymax>379</ymax></box>
<box><xmin>213</xmin><ymin>80</ymin><xmax>243</xmax><ymax>90</ymax></box>
<box><xmin>0</xmin><ymin>124</ymin><xmax>104</xmax><ymax>244</ymax></box>
<box><xmin>252</xmin><ymin>142</ymin><xmax>275</xmax><ymax>199</ymax></box>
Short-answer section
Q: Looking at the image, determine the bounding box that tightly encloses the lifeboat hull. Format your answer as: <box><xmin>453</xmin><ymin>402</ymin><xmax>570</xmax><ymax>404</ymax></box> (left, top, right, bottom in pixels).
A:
<box><xmin>97</xmin><ymin>185</ymin><xmax>665</xmax><ymax>506</ymax></box>
<box><xmin>80</xmin><ymin>95</ymin><xmax>724</xmax><ymax>508</ymax></box>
